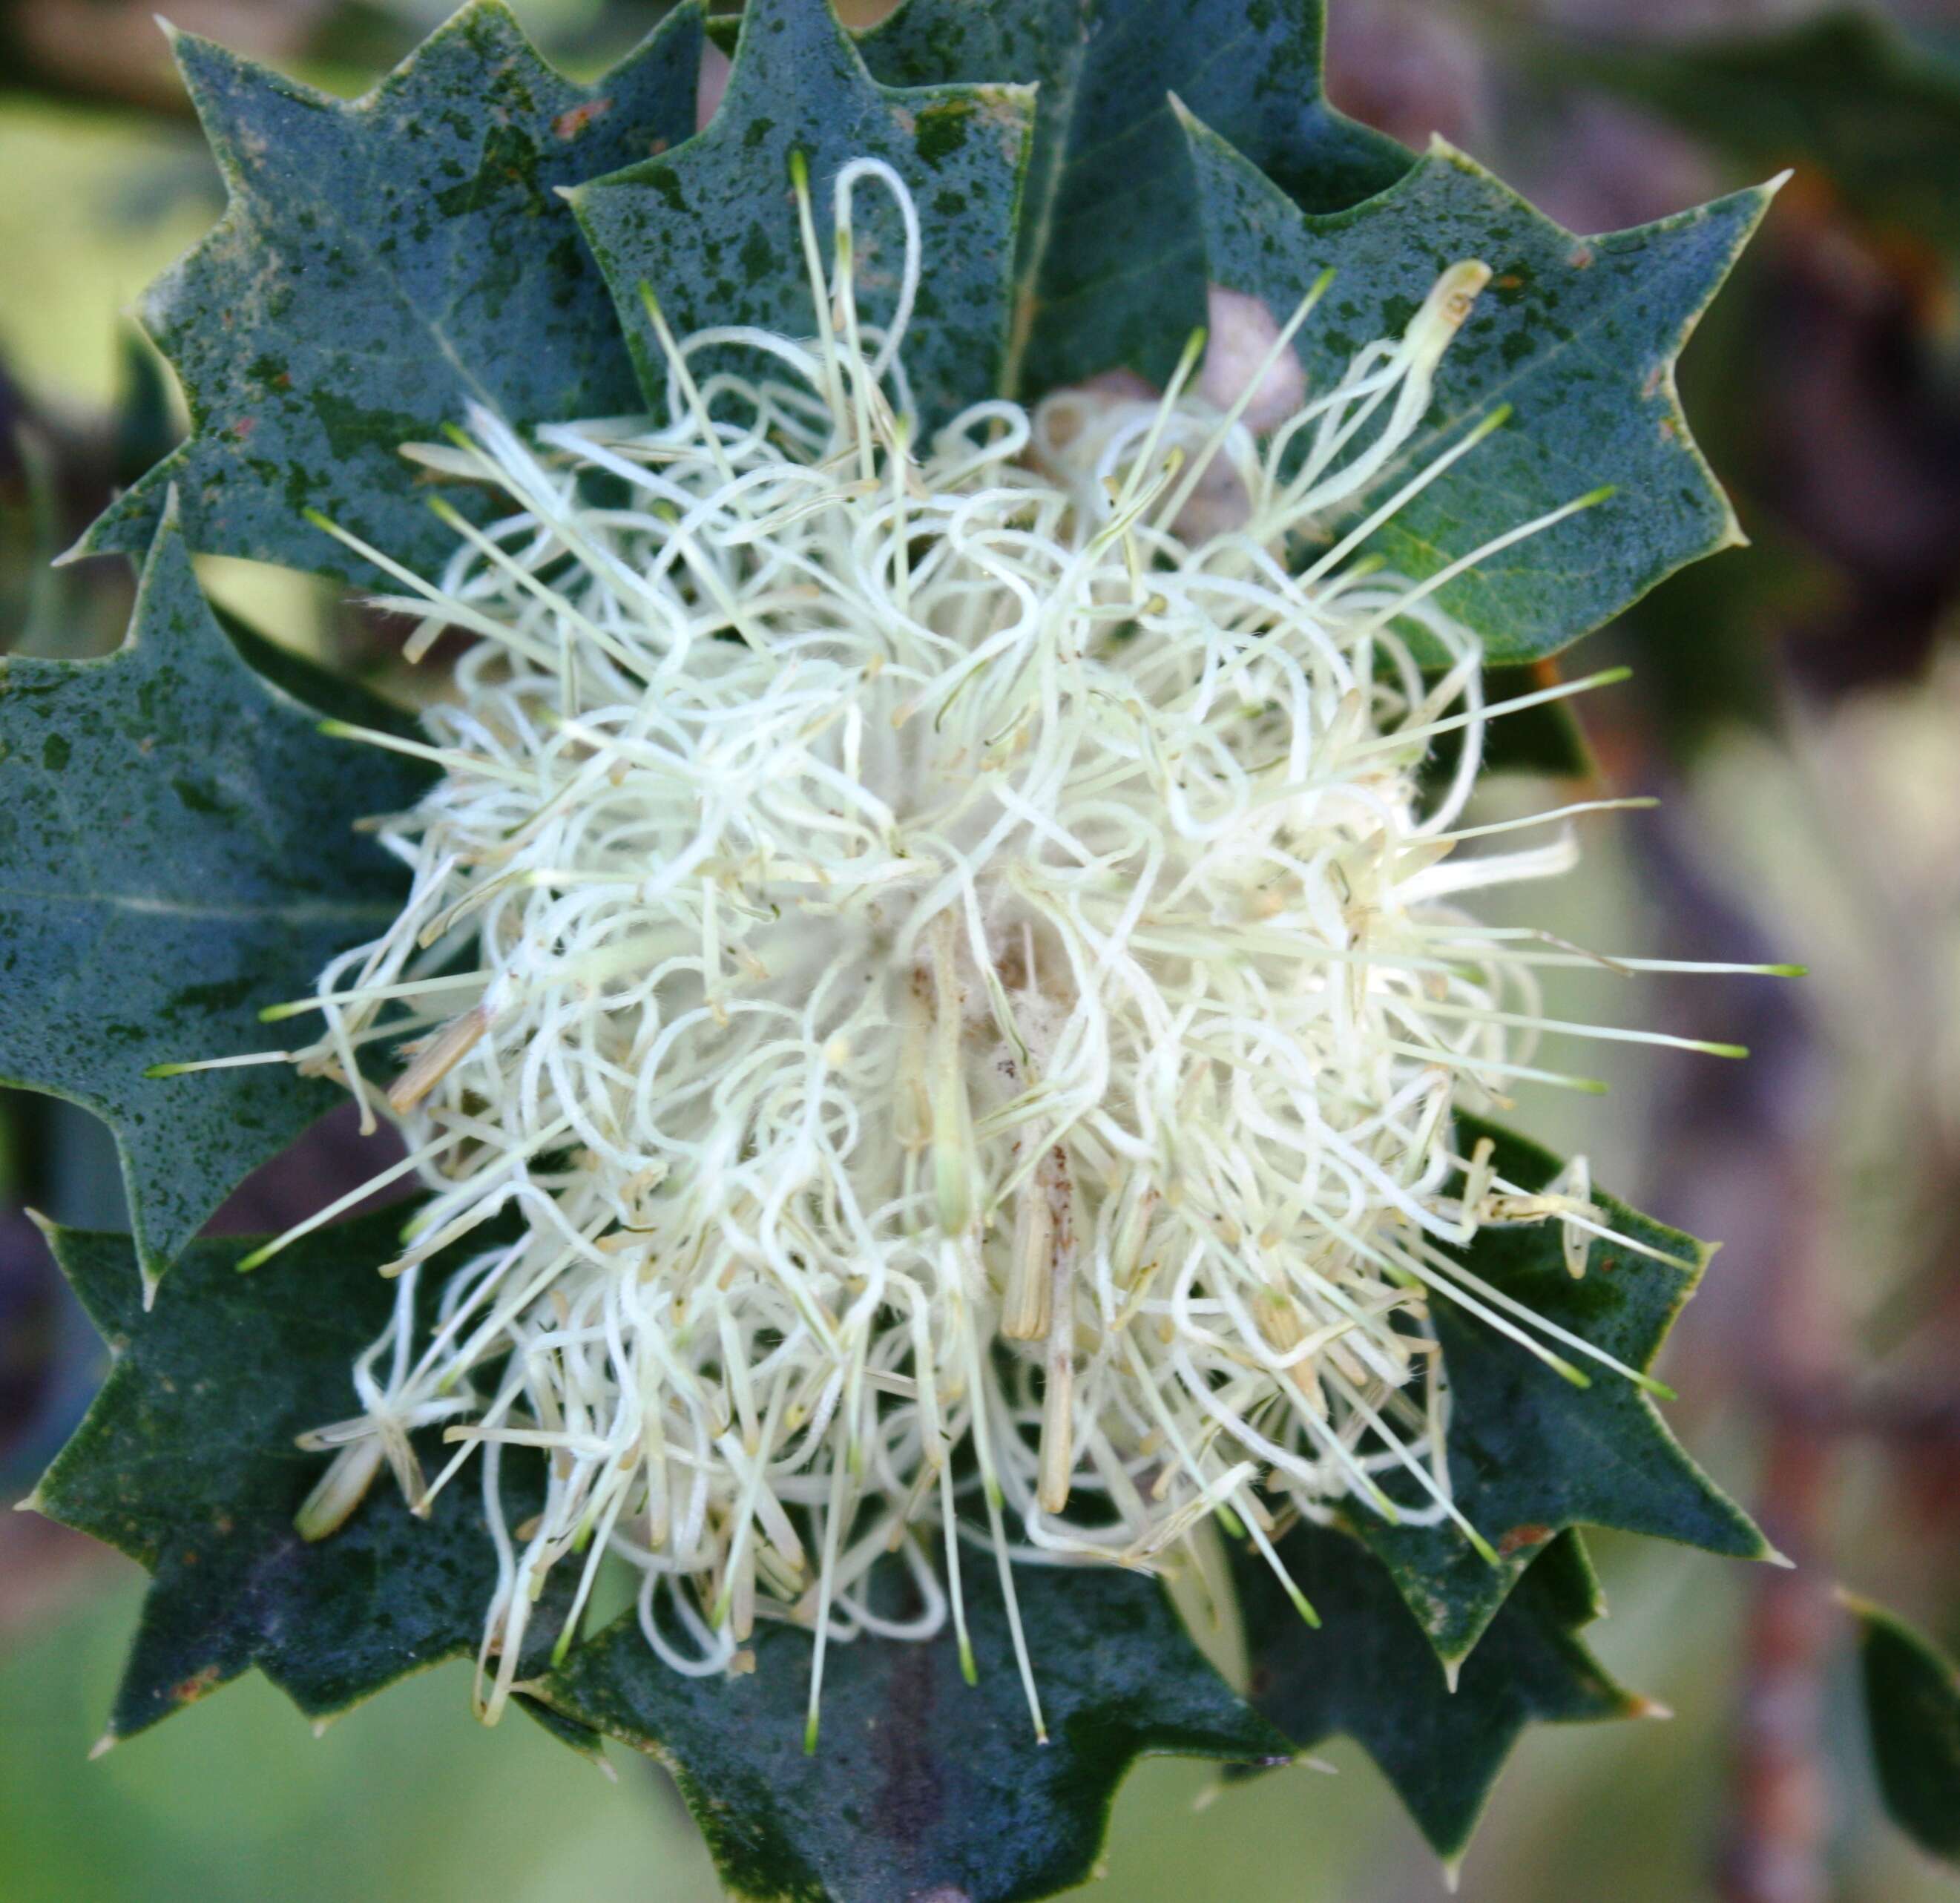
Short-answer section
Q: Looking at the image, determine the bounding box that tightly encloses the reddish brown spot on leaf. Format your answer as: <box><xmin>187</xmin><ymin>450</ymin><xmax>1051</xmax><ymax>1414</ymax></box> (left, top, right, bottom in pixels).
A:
<box><xmin>553</xmin><ymin>97</ymin><xmax>613</xmax><ymax>140</ymax></box>
<box><xmin>172</xmin><ymin>1663</ymin><xmax>224</xmax><ymax>1706</ymax></box>
<box><xmin>1497</xmin><ymin>1523</ymin><xmax>1553</xmax><ymax>1557</ymax></box>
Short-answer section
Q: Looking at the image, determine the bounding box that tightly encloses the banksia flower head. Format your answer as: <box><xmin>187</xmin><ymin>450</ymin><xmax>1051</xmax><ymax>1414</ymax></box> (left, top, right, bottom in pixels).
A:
<box><xmin>217</xmin><ymin>154</ymin><xmax>1769</xmax><ymax>1743</ymax></box>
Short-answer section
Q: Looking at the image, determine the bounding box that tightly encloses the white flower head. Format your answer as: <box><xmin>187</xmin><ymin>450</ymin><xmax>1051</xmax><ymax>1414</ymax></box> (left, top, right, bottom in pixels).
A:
<box><xmin>217</xmin><ymin>153</ymin><xmax>1768</xmax><ymax>1743</ymax></box>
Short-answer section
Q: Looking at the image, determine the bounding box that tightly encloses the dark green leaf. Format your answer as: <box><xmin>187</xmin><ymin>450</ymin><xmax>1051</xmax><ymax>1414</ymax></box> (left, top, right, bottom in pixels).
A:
<box><xmin>209</xmin><ymin>602</ymin><xmax>425</xmax><ymax>741</ymax></box>
<box><xmin>1476</xmin><ymin>666</ymin><xmax>1593</xmax><ymax>778</ymax></box>
<box><xmin>1233</xmin><ymin>1524</ymin><xmax>1645</xmax><ymax>1865</ymax></box>
<box><xmin>0</xmin><ymin>501</ymin><xmax>426</xmax><ymax>1289</ymax></box>
<box><xmin>1556</xmin><ymin>11</ymin><xmax>1960</xmax><ymax>260</ymax></box>
<box><xmin>1358</xmin><ymin>1119</ymin><xmax>1770</xmax><ymax>1667</ymax></box>
<box><xmin>570</xmin><ymin>0</ymin><xmax>1035</xmax><ymax>437</ymax></box>
<box><xmin>79</xmin><ymin>0</ymin><xmax>703</xmax><ymax>583</ymax></box>
<box><xmin>1179</xmin><ymin>117</ymin><xmax>1775</xmax><ymax>662</ymax></box>
<box><xmin>513</xmin><ymin>1693</ymin><xmax>611</xmax><ymax>1765</ymax></box>
<box><xmin>1848</xmin><ymin>1594</ymin><xmax>1960</xmax><ymax>1864</ymax></box>
<box><xmin>857</xmin><ymin>0</ymin><xmax>1410</xmax><ymax>394</ymax></box>
<box><xmin>29</xmin><ymin>1204</ymin><xmax>564</xmax><ymax>1743</ymax></box>
<box><xmin>535</xmin><ymin>1558</ymin><xmax>1291</xmax><ymax>1903</ymax></box>
<box><xmin>1423</xmin><ymin>663</ymin><xmax>1595</xmax><ymax>791</ymax></box>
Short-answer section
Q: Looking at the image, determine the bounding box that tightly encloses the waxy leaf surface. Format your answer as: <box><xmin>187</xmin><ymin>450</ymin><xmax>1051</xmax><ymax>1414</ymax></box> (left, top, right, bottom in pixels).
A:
<box><xmin>32</xmin><ymin>1205</ymin><xmax>565</xmax><ymax>1742</ymax></box>
<box><xmin>536</xmin><ymin>1558</ymin><xmax>1290</xmax><ymax>1903</ymax></box>
<box><xmin>1181</xmin><ymin>119</ymin><xmax>1775</xmax><ymax>661</ymax></box>
<box><xmin>1850</xmin><ymin>1596</ymin><xmax>1960</xmax><ymax>1865</ymax></box>
<box><xmin>857</xmin><ymin>0</ymin><xmax>1409</xmax><ymax>393</ymax></box>
<box><xmin>0</xmin><ymin>503</ymin><xmax>425</xmax><ymax>1287</ymax></box>
<box><xmin>573</xmin><ymin>0</ymin><xmax>1033</xmax><ymax>436</ymax></box>
<box><xmin>81</xmin><ymin>0</ymin><xmax>702</xmax><ymax>582</ymax></box>
<box><xmin>1234</xmin><ymin>1524</ymin><xmax>1641</xmax><ymax>1863</ymax></box>
<box><xmin>1359</xmin><ymin>1120</ymin><xmax>1768</xmax><ymax>1666</ymax></box>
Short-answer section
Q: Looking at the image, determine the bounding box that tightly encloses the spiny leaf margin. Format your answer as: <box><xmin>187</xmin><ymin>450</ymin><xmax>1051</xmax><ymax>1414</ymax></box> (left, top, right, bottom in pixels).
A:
<box><xmin>77</xmin><ymin>0</ymin><xmax>703</xmax><ymax>583</ymax></box>
<box><xmin>855</xmin><ymin>0</ymin><xmax>1410</xmax><ymax>395</ymax></box>
<box><xmin>30</xmin><ymin>1204</ymin><xmax>568</xmax><ymax>1743</ymax></box>
<box><xmin>1232</xmin><ymin>1522</ymin><xmax>1647</xmax><ymax>1868</ymax></box>
<box><xmin>1358</xmin><ymin>1117</ymin><xmax>1772</xmax><ymax>1667</ymax></box>
<box><xmin>1179</xmin><ymin>112</ymin><xmax>1777</xmax><ymax>663</ymax></box>
<box><xmin>0</xmin><ymin>499</ymin><xmax>425</xmax><ymax>1289</ymax></box>
<box><xmin>570</xmin><ymin>0</ymin><xmax>1035</xmax><ymax>438</ymax></box>
<box><xmin>533</xmin><ymin>1556</ymin><xmax>1292</xmax><ymax>1903</ymax></box>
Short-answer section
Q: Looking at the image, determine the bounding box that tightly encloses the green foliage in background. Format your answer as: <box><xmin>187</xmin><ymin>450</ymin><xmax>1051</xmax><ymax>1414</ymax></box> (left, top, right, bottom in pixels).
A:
<box><xmin>1849</xmin><ymin>1596</ymin><xmax>1960</xmax><ymax>1867</ymax></box>
<box><xmin>1557</xmin><ymin>10</ymin><xmax>1960</xmax><ymax>266</ymax></box>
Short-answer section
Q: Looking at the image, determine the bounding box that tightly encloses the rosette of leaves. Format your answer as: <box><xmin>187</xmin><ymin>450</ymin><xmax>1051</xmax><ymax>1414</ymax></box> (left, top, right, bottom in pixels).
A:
<box><xmin>5</xmin><ymin>0</ymin><xmax>1783</xmax><ymax>1896</ymax></box>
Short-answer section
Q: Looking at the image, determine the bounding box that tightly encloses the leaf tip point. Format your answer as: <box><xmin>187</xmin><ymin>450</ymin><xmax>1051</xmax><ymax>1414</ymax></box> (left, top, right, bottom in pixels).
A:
<box><xmin>88</xmin><ymin>1732</ymin><xmax>118</xmax><ymax>1761</ymax></box>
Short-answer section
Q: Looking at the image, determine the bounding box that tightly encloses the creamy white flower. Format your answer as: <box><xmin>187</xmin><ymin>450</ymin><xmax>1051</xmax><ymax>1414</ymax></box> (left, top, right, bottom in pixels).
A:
<box><xmin>196</xmin><ymin>154</ymin><xmax>1778</xmax><ymax>1743</ymax></box>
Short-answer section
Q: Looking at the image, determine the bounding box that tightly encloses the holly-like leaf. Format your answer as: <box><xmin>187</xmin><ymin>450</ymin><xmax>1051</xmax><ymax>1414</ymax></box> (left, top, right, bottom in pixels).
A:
<box><xmin>78</xmin><ymin>0</ymin><xmax>703</xmax><ymax>584</ymax></box>
<box><xmin>1233</xmin><ymin>1523</ymin><xmax>1645</xmax><ymax>1866</ymax></box>
<box><xmin>1358</xmin><ymin>1120</ymin><xmax>1770</xmax><ymax>1668</ymax></box>
<box><xmin>856</xmin><ymin>0</ymin><xmax>1410</xmax><ymax>394</ymax></box>
<box><xmin>1180</xmin><ymin>117</ymin><xmax>1776</xmax><ymax>662</ymax></box>
<box><xmin>0</xmin><ymin>501</ymin><xmax>426</xmax><ymax>1290</ymax></box>
<box><xmin>570</xmin><ymin>0</ymin><xmax>1034</xmax><ymax>438</ymax></box>
<box><xmin>1846</xmin><ymin>1594</ymin><xmax>1960</xmax><ymax>1865</ymax></box>
<box><xmin>28</xmin><ymin>1204</ymin><xmax>565</xmax><ymax>1744</ymax></box>
<box><xmin>534</xmin><ymin>1559</ymin><xmax>1292</xmax><ymax>1903</ymax></box>
<box><xmin>1559</xmin><ymin>11</ymin><xmax>1960</xmax><ymax>261</ymax></box>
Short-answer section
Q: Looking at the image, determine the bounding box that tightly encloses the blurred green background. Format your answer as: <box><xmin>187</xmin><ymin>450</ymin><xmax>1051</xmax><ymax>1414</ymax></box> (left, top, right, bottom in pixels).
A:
<box><xmin>5</xmin><ymin>1</ymin><xmax>1960</xmax><ymax>1899</ymax></box>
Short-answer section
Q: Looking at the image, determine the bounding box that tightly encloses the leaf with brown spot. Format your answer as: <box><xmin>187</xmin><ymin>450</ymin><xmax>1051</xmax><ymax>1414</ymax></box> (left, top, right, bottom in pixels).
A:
<box><xmin>79</xmin><ymin>0</ymin><xmax>703</xmax><ymax>583</ymax></box>
<box><xmin>571</xmin><ymin>0</ymin><xmax>1034</xmax><ymax>439</ymax></box>
<box><xmin>1179</xmin><ymin>117</ymin><xmax>1778</xmax><ymax>660</ymax></box>
<box><xmin>30</xmin><ymin>1202</ymin><xmax>570</xmax><ymax>1742</ymax></box>
<box><xmin>0</xmin><ymin>503</ymin><xmax>425</xmax><ymax>1289</ymax></box>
